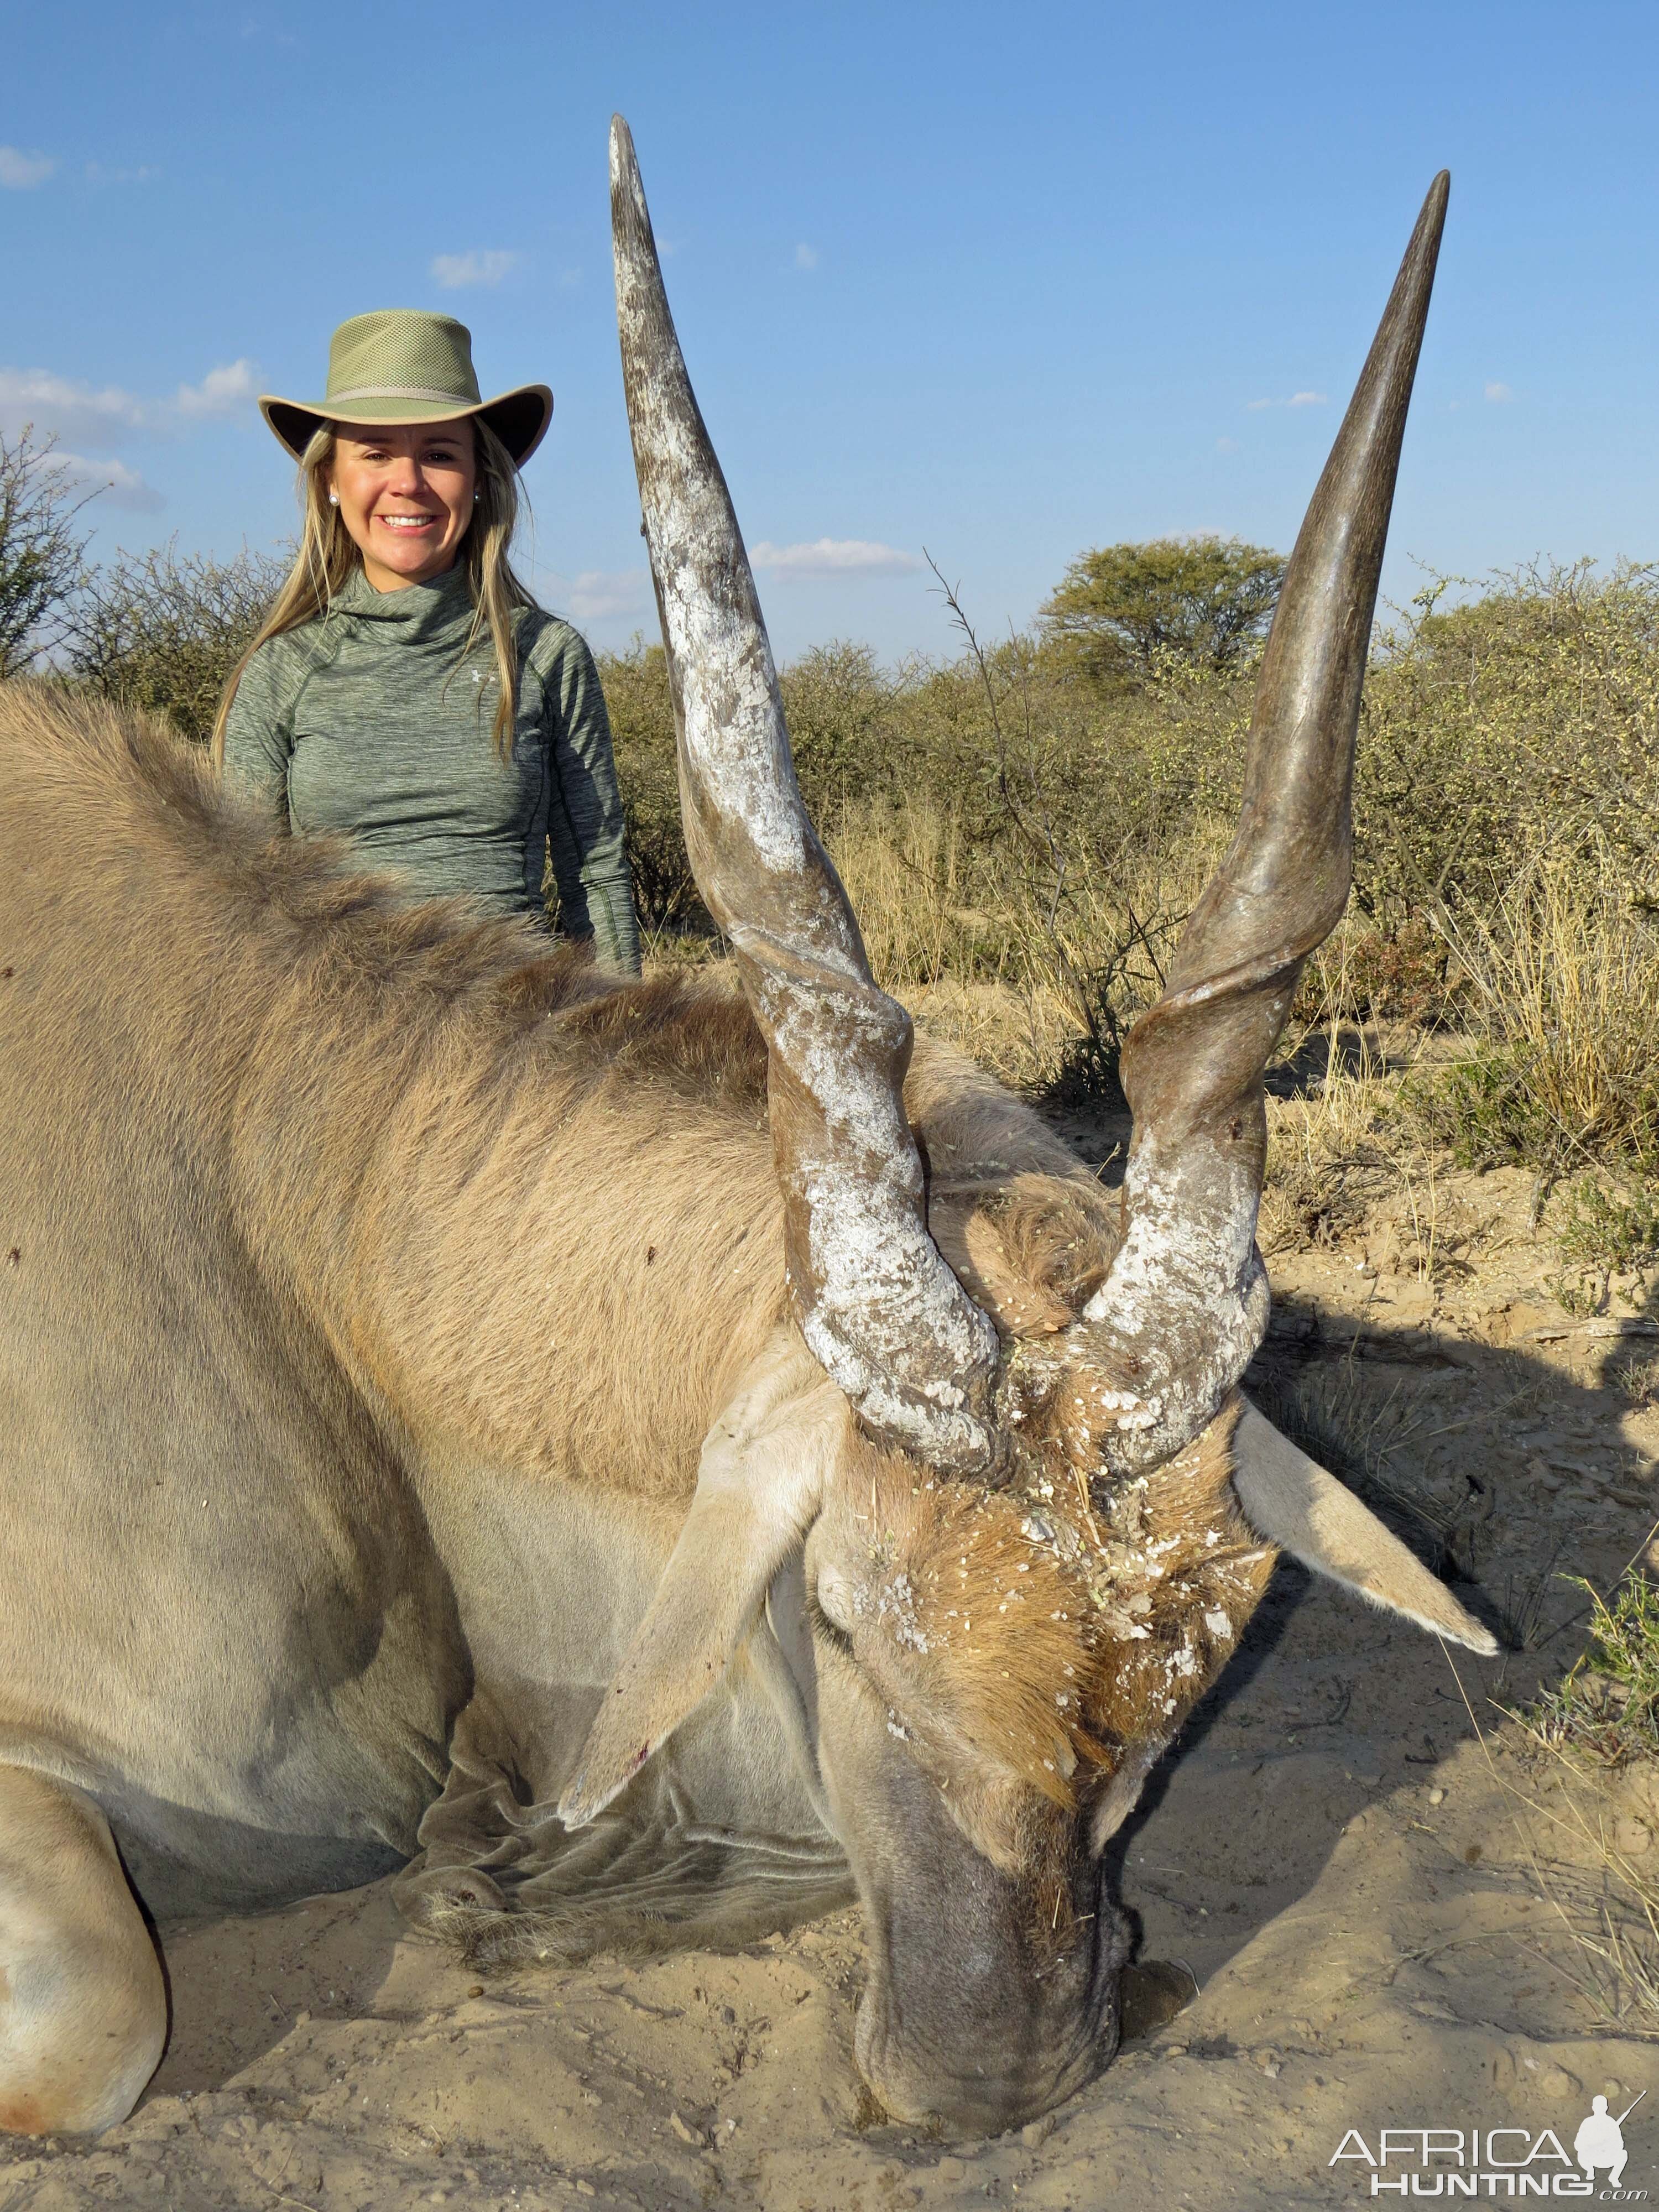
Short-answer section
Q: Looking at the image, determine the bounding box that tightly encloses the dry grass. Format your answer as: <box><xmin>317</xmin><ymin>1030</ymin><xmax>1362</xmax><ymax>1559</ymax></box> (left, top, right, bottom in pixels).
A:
<box><xmin>1259</xmin><ymin>1027</ymin><xmax>1401</xmax><ymax>1258</ymax></box>
<box><xmin>1425</xmin><ymin>849</ymin><xmax>1659</xmax><ymax>1177</ymax></box>
<box><xmin>825</xmin><ymin>795</ymin><xmax>1218</xmax><ymax>1095</ymax></box>
<box><xmin>1481</xmin><ymin>1573</ymin><xmax>1659</xmax><ymax>2041</ymax></box>
<box><xmin>1502</xmin><ymin>1752</ymin><xmax>1659</xmax><ymax>2042</ymax></box>
<box><xmin>1253</xmin><ymin>1011</ymin><xmax>1506</xmax><ymax>1292</ymax></box>
<box><xmin>1511</xmin><ymin>1774</ymin><xmax>1659</xmax><ymax>2044</ymax></box>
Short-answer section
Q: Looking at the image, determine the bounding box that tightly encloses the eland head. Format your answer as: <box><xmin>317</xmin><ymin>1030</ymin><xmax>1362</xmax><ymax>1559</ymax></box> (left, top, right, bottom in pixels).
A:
<box><xmin>560</xmin><ymin>124</ymin><xmax>1479</xmax><ymax>2134</ymax></box>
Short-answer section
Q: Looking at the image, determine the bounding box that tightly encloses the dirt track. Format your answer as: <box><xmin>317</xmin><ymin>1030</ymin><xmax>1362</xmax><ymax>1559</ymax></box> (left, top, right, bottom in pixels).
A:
<box><xmin>3</xmin><ymin>1161</ymin><xmax>1657</xmax><ymax>2210</ymax></box>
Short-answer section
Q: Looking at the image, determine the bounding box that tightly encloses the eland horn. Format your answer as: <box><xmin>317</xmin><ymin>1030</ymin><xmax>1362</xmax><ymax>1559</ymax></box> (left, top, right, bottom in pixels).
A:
<box><xmin>609</xmin><ymin>116</ymin><xmax>1001</xmax><ymax>1476</ymax></box>
<box><xmin>1075</xmin><ymin>173</ymin><xmax>1450</xmax><ymax>1475</ymax></box>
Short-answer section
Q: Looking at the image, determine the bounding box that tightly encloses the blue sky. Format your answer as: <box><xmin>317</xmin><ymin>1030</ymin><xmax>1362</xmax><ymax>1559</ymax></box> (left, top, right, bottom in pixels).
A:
<box><xmin>3</xmin><ymin>1</ymin><xmax>1655</xmax><ymax>662</ymax></box>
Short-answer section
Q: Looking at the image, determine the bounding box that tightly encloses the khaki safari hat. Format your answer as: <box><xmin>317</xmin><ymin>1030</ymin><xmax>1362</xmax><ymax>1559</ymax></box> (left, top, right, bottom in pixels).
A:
<box><xmin>259</xmin><ymin>309</ymin><xmax>554</xmax><ymax>468</ymax></box>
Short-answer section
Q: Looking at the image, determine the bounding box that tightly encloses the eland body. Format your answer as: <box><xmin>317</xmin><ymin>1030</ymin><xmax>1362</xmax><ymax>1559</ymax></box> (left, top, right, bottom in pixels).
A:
<box><xmin>0</xmin><ymin>132</ymin><xmax>1484</xmax><ymax>2138</ymax></box>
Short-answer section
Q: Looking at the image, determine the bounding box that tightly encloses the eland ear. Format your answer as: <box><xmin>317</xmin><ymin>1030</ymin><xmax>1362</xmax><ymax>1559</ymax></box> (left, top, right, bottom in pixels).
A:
<box><xmin>1230</xmin><ymin>1399</ymin><xmax>1498</xmax><ymax>1655</ymax></box>
<box><xmin>557</xmin><ymin>1331</ymin><xmax>846</xmax><ymax>1828</ymax></box>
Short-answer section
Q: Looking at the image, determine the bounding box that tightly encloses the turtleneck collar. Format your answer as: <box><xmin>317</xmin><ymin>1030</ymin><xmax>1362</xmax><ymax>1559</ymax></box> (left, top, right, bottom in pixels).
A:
<box><xmin>332</xmin><ymin>560</ymin><xmax>476</xmax><ymax>643</ymax></box>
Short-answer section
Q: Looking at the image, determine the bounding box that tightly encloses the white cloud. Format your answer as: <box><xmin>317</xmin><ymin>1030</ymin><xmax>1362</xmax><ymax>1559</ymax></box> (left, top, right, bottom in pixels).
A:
<box><xmin>0</xmin><ymin>358</ymin><xmax>261</xmax><ymax>447</ymax></box>
<box><xmin>174</xmin><ymin>359</ymin><xmax>259</xmax><ymax>417</ymax></box>
<box><xmin>430</xmin><ymin>249</ymin><xmax>518</xmax><ymax>290</ymax></box>
<box><xmin>750</xmin><ymin>538</ymin><xmax>921</xmax><ymax>578</ymax></box>
<box><xmin>49</xmin><ymin>453</ymin><xmax>165</xmax><ymax>513</ymax></box>
<box><xmin>1215</xmin><ymin>436</ymin><xmax>1239</xmax><ymax>453</ymax></box>
<box><xmin>85</xmin><ymin>161</ymin><xmax>160</xmax><ymax>186</ymax></box>
<box><xmin>794</xmin><ymin>242</ymin><xmax>819</xmax><ymax>271</ymax></box>
<box><xmin>0</xmin><ymin>147</ymin><xmax>56</xmax><ymax>190</ymax></box>
<box><xmin>236</xmin><ymin>12</ymin><xmax>299</xmax><ymax>46</ymax></box>
<box><xmin>1245</xmin><ymin>398</ymin><xmax>1273</xmax><ymax>412</ymax></box>
<box><xmin>1484</xmin><ymin>380</ymin><xmax>1514</xmax><ymax>403</ymax></box>
<box><xmin>1288</xmin><ymin>390</ymin><xmax>1327</xmax><ymax>407</ymax></box>
<box><xmin>558</xmin><ymin>569</ymin><xmax>654</xmax><ymax>625</ymax></box>
<box><xmin>0</xmin><ymin>367</ymin><xmax>146</xmax><ymax>446</ymax></box>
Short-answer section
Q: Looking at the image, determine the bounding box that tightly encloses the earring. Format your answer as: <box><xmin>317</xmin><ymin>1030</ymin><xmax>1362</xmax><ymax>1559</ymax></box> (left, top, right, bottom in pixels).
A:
<box><xmin>328</xmin><ymin>491</ymin><xmax>339</xmax><ymax>506</ymax></box>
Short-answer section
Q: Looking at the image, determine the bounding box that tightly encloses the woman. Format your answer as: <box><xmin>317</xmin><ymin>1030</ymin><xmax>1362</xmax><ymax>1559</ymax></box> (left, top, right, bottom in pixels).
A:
<box><xmin>215</xmin><ymin>309</ymin><xmax>641</xmax><ymax>976</ymax></box>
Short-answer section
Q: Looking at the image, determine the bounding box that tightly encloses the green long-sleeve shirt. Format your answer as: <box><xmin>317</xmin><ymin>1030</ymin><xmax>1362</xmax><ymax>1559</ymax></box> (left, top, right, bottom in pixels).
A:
<box><xmin>221</xmin><ymin>564</ymin><xmax>641</xmax><ymax>975</ymax></box>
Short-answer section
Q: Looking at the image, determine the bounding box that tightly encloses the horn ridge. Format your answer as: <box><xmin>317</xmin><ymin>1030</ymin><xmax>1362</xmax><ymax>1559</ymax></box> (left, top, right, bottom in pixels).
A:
<box><xmin>1168</xmin><ymin>168</ymin><xmax>1451</xmax><ymax>1000</ymax></box>
<box><xmin>609</xmin><ymin>117</ymin><xmax>1000</xmax><ymax>1476</ymax></box>
<box><xmin>1074</xmin><ymin>174</ymin><xmax>1449</xmax><ymax>1477</ymax></box>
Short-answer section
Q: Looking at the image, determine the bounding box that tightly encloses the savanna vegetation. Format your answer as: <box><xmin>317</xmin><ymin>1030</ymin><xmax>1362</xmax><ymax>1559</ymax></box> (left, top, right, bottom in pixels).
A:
<box><xmin>6</xmin><ymin>434</ymin><xmax>1659</xmax><ymax>1250</ymax></box>
<box><xmin>0</xmin><ymin>427</ymin><xmax>99</xmax><ymax>678</ymax></box>
<box><xmin>7</xmin><ymin>435</ymin><xmax>1659</xmax><ymax>1261</ymax></box>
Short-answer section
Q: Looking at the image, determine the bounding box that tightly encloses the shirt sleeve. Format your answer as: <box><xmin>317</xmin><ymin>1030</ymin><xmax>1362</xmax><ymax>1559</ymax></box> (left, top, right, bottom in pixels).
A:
<box><xmin>538</xmin><ymin>623</ymin><xmax>643</xmax><ymax>978</ymax></box>
<box><xmin>219</xmin><ymin>638</ymin><xmax>298</xmax><ymax>825</ymax></box>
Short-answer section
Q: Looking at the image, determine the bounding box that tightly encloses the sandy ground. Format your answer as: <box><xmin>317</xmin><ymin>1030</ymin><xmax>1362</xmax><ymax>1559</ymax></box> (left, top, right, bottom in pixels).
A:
<box><xmin>4</xmin><ymin>1159</ymin><xmax>1658</xmax><ymax>2210</ymax></box>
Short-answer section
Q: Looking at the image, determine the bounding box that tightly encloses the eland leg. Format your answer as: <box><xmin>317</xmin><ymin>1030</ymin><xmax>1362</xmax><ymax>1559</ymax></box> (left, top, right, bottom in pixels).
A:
<box><xmin>0</xmin><ymin>1766</ymin><xmax>166</xmax><ymax>2134</ymax></box>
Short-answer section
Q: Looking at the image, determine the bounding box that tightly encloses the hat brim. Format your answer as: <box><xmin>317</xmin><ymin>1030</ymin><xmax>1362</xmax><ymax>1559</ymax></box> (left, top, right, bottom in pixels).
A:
<box><xmin>259</xmin><ymin>383</ymin><xmax>554</xmax><ymax>469</ymax></box>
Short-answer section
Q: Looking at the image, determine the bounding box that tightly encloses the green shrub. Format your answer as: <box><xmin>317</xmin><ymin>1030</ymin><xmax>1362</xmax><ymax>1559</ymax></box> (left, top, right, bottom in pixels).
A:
<box><xmin>595</xmin><ymin>640</ymin><xmax>699</xmax><ymax>935</ymax></box>
<box><xmin>1557</xmin><ymin>1179</ymin><xmax>1659</xmax><ymax>1276</ymax></box>
<box><xmin>66</xmin><ymin>540</ymin><xmax>287</xmax><ymax>744</ymax></box>
<box><xmin>1395</xmin><ymin>1043</ymin><xmax>1556</xmax><ymax>1170</ymax></box>
<box><xmin>1526</xmin><ymin>1573</ymin><xmax>1659</xmax><ymax>1770</ymax></box>
<box><xmin>0</xmin><ymin>426</ymin><xmax>95</xmax><ymax>677</ymax></box>
<box><xmin>1354</xmin><ymin>560</ymin><xmax>1659</xmax><ymax>926</ymax></box>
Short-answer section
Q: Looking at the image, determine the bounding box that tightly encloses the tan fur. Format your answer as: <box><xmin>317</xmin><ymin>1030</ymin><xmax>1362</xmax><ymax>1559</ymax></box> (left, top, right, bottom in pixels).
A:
<box><xmin>902</xmin><ymin>1039</ymin><xmax>1095</xmax><ymax>1193</ymax></box>
<box><xmin>2</xmin><ymin>683</ymin><xmax>787</xmax><ymax>1502</ymax></box>
<box><xmin>0</xmin><ymin>686</ymin><xmax>1111</xmax><ymax>1511</ymax></box>
<box><xmin>0</xmin><ymin>680</ymin><xmax>1272</xmax><ymax>1811</ymax></box>
<box><xmin>812</xmin><ymin>1399</ymin><xmax>1272</xmax><ymax>1827</ymax></box>
<box><xmin>933</xmin><ymin>1174</ymin><xmax>1121</xmax><ymax>1338</ymax></box>
<box><xmin>0</xmin><ymin>1768</ymin><xmax>166</xmax><ymax>2134</ymax></box>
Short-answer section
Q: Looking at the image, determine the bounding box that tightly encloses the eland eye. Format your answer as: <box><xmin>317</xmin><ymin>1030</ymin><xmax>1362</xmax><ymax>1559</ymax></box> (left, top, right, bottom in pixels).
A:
<box><xmin>808</xmin><ymin>1598</ymin><xmax>854</xmax><ymax>1658</ymax></box>
<box><xmin>813</xmin><ymin>1567</ymin><xmax>857</xmax><ymax>1641</ymax></box>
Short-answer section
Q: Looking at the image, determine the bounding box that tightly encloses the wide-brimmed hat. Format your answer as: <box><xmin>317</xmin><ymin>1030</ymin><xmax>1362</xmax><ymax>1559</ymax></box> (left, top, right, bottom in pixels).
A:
<box><xmin>258</xmin><ymin>310</ymin><xmax>554</xmax><ymax>468</ymax></box>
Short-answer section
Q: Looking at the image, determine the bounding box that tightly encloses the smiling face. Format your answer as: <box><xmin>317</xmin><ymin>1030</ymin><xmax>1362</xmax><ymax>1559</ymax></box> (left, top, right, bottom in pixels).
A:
<box><xmin>327</xmin><ymin>420</ymin><xmax>478</xmax><ymax>591</ymax></box>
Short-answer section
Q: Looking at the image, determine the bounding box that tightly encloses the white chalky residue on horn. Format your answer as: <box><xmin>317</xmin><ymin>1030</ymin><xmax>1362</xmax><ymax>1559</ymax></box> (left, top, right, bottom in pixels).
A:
<box><xmin>768</xmin><ymin>988</ymin><xmax>914</xmax><ymax>1157</ymax></box>
<box><xmin>625</xmin><ymin>424</ymin><xmax>807</xmax><ymax>879</ymax></box>
<box><xmin>1067</xmin><ymin>1139</ymin><xmax>1270</xmax><ymax>1465</ymax></box>
<box><xmin>611</xmin><ymin>115</ymin><xmax>1000</xmax><ymax>1473</ymax></box>
<box><xmin>1082</xmin><ymin>1144</ymin><xmax>1259</xmax><ymax>1328</ymax></box>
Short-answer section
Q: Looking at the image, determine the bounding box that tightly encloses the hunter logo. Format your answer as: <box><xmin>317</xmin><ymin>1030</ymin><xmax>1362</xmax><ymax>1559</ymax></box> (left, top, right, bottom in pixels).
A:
<box><xmin>1330</xmin><ymin>2093</ymin><xmax>1649</xmax><ymax>2198</ymax></box>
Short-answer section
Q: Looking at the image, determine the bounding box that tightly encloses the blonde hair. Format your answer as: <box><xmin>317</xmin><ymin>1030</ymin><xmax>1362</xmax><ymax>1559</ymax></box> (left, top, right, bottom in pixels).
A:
<box><xmin>212</xmin><ymin>416</ymin><xmax>534</xmax><ymax>763</ymax></box>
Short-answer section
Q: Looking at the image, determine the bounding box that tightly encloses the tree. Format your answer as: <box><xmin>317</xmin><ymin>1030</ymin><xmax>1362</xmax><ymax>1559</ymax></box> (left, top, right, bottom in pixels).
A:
<box><xmin>0</xmin><ymin>426</ymin><xmax>98</xmax><ymax>677</ymax></box>
<box><xmin>1039</xmin><ymin>534</ymin><xmax>1287</xmax><ymax>685</ymax></box>
<box><xmin>66</xmin><ymin>540</ymin><xmax>287</xmax><ymax>744</ymax></box>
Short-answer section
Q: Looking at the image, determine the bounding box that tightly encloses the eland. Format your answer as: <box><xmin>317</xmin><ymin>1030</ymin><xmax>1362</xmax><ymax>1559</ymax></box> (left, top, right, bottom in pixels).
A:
<box><xmin>0</xmin><ymin>127</ymin><xmax>1483</xmax><ymax>2137</ymax></box>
